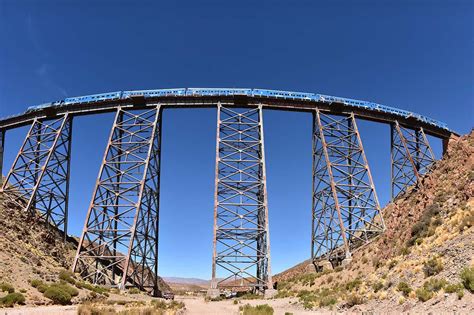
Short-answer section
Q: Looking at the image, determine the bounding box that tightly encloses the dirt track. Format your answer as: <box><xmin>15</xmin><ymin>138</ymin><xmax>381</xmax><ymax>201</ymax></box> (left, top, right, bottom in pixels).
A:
<box><xmin>0</xmin><ymin>296</ymin><xmax>324</xmax><ymax>315</ymax></box>
<box><xmin>176</xmin><ymin>296</ymin><xmax>326</xmax><ymax>315</ymax></box>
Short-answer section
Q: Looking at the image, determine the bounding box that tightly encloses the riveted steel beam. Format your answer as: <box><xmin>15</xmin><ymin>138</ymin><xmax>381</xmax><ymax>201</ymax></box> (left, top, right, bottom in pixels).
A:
<box><xmin>391</xmin><ymin>121</ymin><xmax>435</xmax><ymax>200</ymax></box>
<box><xmin>1</xmin><ymin>115</ymin><xmax>72</xmax><ymax>237</ymax></box>
<box><xmin>211</xmin><ymin>104</ymin><xmax>272</xmax><ymax>293</ymax></box>
<box><xmin>312</xmin><ymin>110</ymin><xmax>385</xmax><ymax>264</ymax></box>
<box><xmin>73</xmin><ymin>106</ymin><xmax>162</xmax><ymax>296</ymax></box>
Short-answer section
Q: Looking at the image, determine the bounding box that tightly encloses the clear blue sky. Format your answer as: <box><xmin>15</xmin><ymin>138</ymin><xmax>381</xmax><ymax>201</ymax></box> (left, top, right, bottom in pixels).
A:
<box><xmin>0</xmin><ymin>0</ymin><xmax>472</xmax><ymax>279</ymax></box>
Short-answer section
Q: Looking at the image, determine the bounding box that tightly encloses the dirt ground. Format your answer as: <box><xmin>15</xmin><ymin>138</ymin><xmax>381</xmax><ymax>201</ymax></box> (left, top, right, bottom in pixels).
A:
<box><xmin>2</xmin><ymin>294</ymin><xmax>474</xmax><ymax>314</ymax></box>
<box><xmin>0</xmin><ymin>305</ymin><xmax>77</xmax><ymax>315</ymax></box>
<box><xmin>176</xmin><ymin>296</ymin><xmax>321</xmax><ymax>315</ymax></box>
<box><xmin>0</xmin><ymin>296</ymin><xmax>326</xmax><ymax>315</ymax></box>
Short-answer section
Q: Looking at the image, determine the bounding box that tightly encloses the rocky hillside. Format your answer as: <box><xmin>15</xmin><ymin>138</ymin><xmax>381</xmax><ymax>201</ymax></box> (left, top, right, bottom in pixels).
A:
<box><xmin>0</xmin><ymin>189</ymin><xmax>170</xmax><ymax>307</ymax></box>
<box><xmin>274</xmin><ymin>131</ymin><xmax>474</xmax><ymax>313</ymax></box>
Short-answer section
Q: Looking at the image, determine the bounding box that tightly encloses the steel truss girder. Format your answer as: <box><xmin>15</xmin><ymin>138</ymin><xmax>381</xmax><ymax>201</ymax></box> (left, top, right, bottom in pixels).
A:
<box><xmin>211</xmin><ymin>104</ymin><xmax>272</xmax><ymax>292</ymax></box>
<box><xmin>1</xmin><ymin>115</ymin><xmax>72</xmax><ymax>236</ymax></box>
<box><xmin>73</xmin><ymin>106</ymin><xmax>162</xmax><ymax>296</ymax></box>
<box><xmin>391</xmin><ymin>121</ymin><xmax>435</xmax><ymax>200</ymax></box>
<box><xmin>312</xmin><ymin>110</ymin><xmax>385</xmax><ymax>263</ymax></box>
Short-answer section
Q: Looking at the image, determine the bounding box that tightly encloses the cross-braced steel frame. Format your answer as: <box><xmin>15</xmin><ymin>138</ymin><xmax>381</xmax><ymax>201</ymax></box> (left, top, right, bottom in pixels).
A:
<box><xmin>1</xmin><ymin>115</ymin><xmax>72</xmax><ymax>236</ymax></box>
<box><xmin>391</xmin><ymin>121</ymin><xmax>435</xmax><ymax>200</ymax></box>
<box><xmin>73</xmin><ymin>106</ymin><xmax>162</xmax><ymax>296</ymax></box>
<box><xmin>312</xmin><ymin>110</ymin><xmax>385</xmax><ymax>264</ymax></box>
<box><xmin>211</xmin><ymin>104</ymin><xmax>272</xmax><ymax>292</ymax></box>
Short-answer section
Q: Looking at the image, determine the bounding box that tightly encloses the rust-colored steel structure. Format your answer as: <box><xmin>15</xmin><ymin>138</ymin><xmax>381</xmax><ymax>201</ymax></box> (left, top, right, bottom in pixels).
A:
<box><xmin>1</xmin><ymin>115</ymin><xmax>72</xmax><ymax>237</ymax></box>
<box><xmin>391</xmin><ymin>121</ymin><xmax>435</xmax><ymax>200</ymax></box>
<box><xmin>0</xmin><ymin>88</ymin><xmax>455</xmax><ymax>295</ymax></box>
<box><xmin>72</xmin><ymin>106</ymin><xmax>161</xmax><ymax>296</ymax></box>
<box><xmin>210</xmin><ymin>104</ymin><xmax>272</xmax><ymax>293</ymax></box>
<box><xmin>311</xmin><ymin>111</ymin><xmax>385</xmax><ymax>264</ymax></box>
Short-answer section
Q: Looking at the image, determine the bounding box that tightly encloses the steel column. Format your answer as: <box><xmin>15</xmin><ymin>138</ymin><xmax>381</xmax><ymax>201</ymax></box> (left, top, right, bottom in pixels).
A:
<box><xmin>1</xmin><ymin>115</ymin><xmax>72</xmax><ymax>235</ymax></box>
<box><xmin>73</xmin><ymin>106</ymin><xmax>162</xmax><ymax>296</ymax></box>
<box><xmin>391</xmin><ymin>121</ymin><xmax>435</xmax><ymax>200</ymax></box>
<box><xmin>312</xmin><ymin>110</ymin><xmax>385</xmax><ymax>264</ymax></box>
<box><xmin>211</xmin><ymin>105</ymin><xmax>272</xmax><ymax>292</ymax></box>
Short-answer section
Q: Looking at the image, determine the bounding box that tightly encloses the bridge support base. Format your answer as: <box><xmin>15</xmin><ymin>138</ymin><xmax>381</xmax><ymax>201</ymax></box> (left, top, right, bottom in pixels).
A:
<box><xmin>391</xmin><ymin>121</ymin><xmax>435</xmax><ymax>200</ymax></box>
<box><xmin>206</xmin><ymin>288</ymin><xmax>221</xmax><ymax>299</ymax></box>
<box><xmin>73</xmin><ymin>106</ymin><xmax>162</xmax><ymax>295</ymax></box>
<box><xmin>264</xmin><ymin>289</ymin><xmax>277</xmax><ymax>299</ymax></box>
<box><xmin>311</xmin><ymin>110</ymin><xmax>385</xmax><ymax>265</ymax></box>
<box><xmin>1</xmin><ymin>115</ymin><xmax>72</xmax><ymax>237</ymax></box>
<box><xmin>210</xmin><ymin>104</ymin><xmax>273</xmax><ymax>293</ymax></box>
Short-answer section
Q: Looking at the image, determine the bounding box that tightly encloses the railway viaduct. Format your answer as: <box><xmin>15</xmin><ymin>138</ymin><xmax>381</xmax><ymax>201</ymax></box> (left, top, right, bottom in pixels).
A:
<box><xmin>0</xmin><ymin>88</ymin><xmax>455</xmax><ymax>297</ymax></box>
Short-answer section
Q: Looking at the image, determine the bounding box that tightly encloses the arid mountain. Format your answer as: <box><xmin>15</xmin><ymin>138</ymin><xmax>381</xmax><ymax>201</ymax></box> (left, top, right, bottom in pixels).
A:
<box><xmin>162</xmin><ymin>277</ymin><xmax>209</xmax><ymax>286</ymax></box>
<box><xmin>273</xmin><ymin>131</ymin><xmax>474</xmax><ymax>313</ymax></box>
<box><xmin>0</xmin><ymin>190</ymin><xmax>171</xmax><ymax>306</ymax></box>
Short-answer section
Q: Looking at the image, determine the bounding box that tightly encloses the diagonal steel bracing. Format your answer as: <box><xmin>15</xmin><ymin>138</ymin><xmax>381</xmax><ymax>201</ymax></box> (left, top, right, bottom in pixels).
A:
<box><xmin>211</xmin><ymin>104</ymin><xmax>272</xmax><ymax>292</ymax></box>
<box><xmin>73</xmin><ymin>106</ymin><xmax>162</xmax><ymax>296</ymax></box>
<box><xmin>391</xmin><ymin>121</ymin><xmax>435</xmax><ymax>200</ymax></box>
<box><xmin>312</xmin><ymin>110</ymin><xmax>385</xmax><ymax>263</ymax></box>
<box><xmin>1</xmin><ymin>115</ymin><xmax>72</xmax><ymax>236</ymax></box>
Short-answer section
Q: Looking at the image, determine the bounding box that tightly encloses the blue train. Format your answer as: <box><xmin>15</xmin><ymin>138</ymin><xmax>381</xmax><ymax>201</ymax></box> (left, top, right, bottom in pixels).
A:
<box><xmin>25</xmin><ymin>88</ymin><xmax>450</xmax><ymax>130</ymax></box>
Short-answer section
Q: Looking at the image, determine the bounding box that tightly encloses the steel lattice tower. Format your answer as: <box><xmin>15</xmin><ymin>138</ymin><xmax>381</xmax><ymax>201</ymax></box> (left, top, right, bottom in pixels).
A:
<box><xmin>210</xmin><ymin>104</ymin><xmax>272</xmax><ymax>293</ymax></box>
<box><xmin>73</xmin><ymin>106</ymin><xmax>162</xmax><ymax>296</ymax></box>
<box><xmin>312</xmin><ymin>110</ymin><xmax>385</xmax><ymax>263</ymax></box>
<box><xmin>1</xmin><ymin>115</ymin><xmax>72</xmax><ymax>236</ymax></box>
<box><xmin>391</xmin><ymin>121</ymin><xmax>435</xmax><ymax>200</ymax></box>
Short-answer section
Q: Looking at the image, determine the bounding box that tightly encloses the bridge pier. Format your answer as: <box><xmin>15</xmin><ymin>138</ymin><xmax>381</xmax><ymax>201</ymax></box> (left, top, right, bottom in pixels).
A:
<box><xmin>210</xmin><ymin>104</ymin><xmax>273</xmax><ymax>294</ymax></box>
<box><xmin>311</xmin><ymin>110</ymin><xmax>385</xmax><ymax>266</ymax></box>
<box><xmin>73</xmin><ymin>106</ymin><xmax>162</xmax><ymax>296</ymax></box>
<box><xmin>391</xmin><ymin>121</ymin><xmax>435</xmax><ymax>200</ymax></box>
<box><xmin>1</xmin><ymin>115</ymin><xmax>72</xmax><ymax>238</ymax></box>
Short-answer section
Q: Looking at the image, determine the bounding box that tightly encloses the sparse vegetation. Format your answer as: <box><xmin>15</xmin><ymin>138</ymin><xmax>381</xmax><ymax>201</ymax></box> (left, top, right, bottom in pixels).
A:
<box><xmin>345</xmin><ymin>278</ymin><xmax>362</xmax><ymax>291</ymax></box>
<box><xmin>128</xmin><ymin>287</ymin><xmax>141</xmax><ymax>294</ymax></box>
<box><xmin>458</xmin><ymin>212</ymin><xmax>474</xmax><ymax>232</ymax></box>
<box><xmin>372</xmin><ymin>257</ymin><xmax>382</xmax><ymax>269</ymax></box>
<box><xmin>29</xmin><ymin>279</ymin><xmax>43</xmax><ymax>288</ymax></box>
<box><xmin>388</xmin><ymin>259</ymin><xmax>398</xmax><ymax>269</ymax></box>
<box><xmin>397</xmin><ymin>282</ymin><xmax>412</xmax><ymax>297</ymax></box>
<box><xmin>460</xmin><ymin>266</ymin><xmax>474</xmax><ymax>293</ymax></box>
<box><xmin>423</xmin><ymin>257</ymin><xmax>443</xmax><ymax>277</ymax></box>
<box><xmin>51</xmin><ymin>282</ymin><xmax>79</xmax><ymax>297</ymax></box>
<box><xmin>59</xmin><ymin>270</ymin><xmax>76</xmax><ymax>284</ymax></box>
<box><xmin>408</xmin><ymin>204</ymin><xmax>441</xmax><ymax>246</ymax></box>
<box><xmin>0</xmin><ymin>282</ymin><xmax>14</xmax><ymax>293</ymax></box>
<box><xmin>240</xmin><ymin>292</ymin><xmax>262</xmax><ymax>300</ymax></box>
<box><xmin>415</xmin><ymin>287</ymin><xmax>433</xmax><ymax>302</ymax></box>
<box><xmin>372</xmin><ymin>281</ymin><xmax>383</xmax><ymax>293</ymax></box>
<box><xmin>239</xmin><ymin>304</ymin><xmax>274</xmax><ymax>315</ymax></box>
<box><xmin>345</xmin><ymin>293</ymin><xmax>364</xmax><ymax>307</ymax></box>
<box><xmin>75</xmin><ymin>281</ymin><xmax>109</xmax><ymax>295</ymax></box>
<box><xmin>422</xmin><ymin>278</ymin><xmax>447</xmax><ymax>293</ymax></box>
<box><xmin>444</xmin><ymin>282</ymin><xmax>464</xmax><ymax>299</ymax></box>
<box><xmin>78</xmin><ymin>300</ymin><xmax>185</xmax><ymax>315</ymax></box>
<box><xmin>0</xmin><ymin>292</ymin><xmax>25</xmax><ymax>307</ymax></box>
<box><xmin>44</xmin><ymin>286</ymin><xmax>72</xmax><ymax>305</ymax></box>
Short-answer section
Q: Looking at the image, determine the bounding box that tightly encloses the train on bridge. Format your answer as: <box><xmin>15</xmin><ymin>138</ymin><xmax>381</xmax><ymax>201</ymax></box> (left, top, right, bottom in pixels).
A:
<box><xmin>24</xmin><ymin>88</ymin><xmax>450</xmax><ymax>131</ymax></box>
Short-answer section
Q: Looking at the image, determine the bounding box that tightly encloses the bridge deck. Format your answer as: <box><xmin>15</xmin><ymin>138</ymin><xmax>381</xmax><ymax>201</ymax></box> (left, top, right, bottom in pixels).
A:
<box><xmin>0</xmin><ymin>88</ymin><xmax>454</xmax><ymax>139</ymax></box>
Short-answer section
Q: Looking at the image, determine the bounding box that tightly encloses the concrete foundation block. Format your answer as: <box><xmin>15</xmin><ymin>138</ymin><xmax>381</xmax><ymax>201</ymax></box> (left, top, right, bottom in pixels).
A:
<box><xmin>206</xmin><ymin>288</ymin><xmax>221</xmax><ymax>299</ymax></box>
<box><xmin>264</xmin><ymin>289</ymin><xmax>277</xmax><ymax>299</ymax></box>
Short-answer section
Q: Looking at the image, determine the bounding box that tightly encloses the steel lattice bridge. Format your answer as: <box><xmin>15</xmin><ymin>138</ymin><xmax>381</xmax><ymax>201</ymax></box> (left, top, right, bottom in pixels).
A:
<box><xmin>0</xmin><ymin>88</ymin><xmax>454</xmax><ymax>297</ymax></box>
